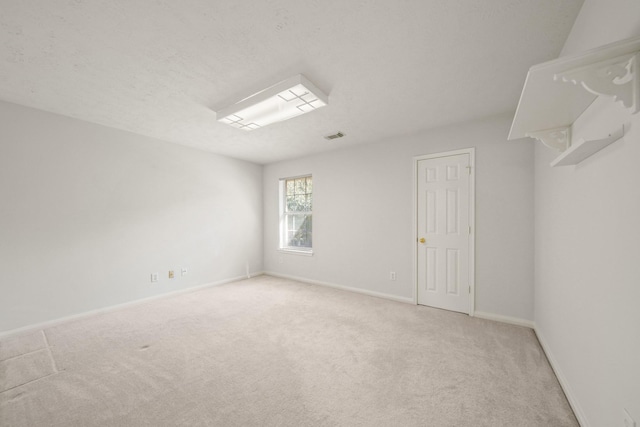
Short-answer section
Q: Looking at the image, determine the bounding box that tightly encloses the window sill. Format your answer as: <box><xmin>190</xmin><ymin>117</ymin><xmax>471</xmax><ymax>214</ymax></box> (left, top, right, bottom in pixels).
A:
<box><xmin>278</xmin><ymin>248</ymin><xmax>314</xmax><ymax>256</ymax></box>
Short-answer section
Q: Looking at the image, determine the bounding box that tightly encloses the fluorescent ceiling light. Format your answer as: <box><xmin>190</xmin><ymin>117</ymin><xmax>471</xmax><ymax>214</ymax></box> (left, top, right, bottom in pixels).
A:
<box><xmin>216</xmin><ymin>74</ymin><xmax>328</xmax><ymax>131</ymax></box>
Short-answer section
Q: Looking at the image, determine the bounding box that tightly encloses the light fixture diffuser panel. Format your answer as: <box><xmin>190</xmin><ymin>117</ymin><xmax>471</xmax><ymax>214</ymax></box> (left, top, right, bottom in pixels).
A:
<box><xmin>217</xmin><ymin>75</ymin><xmax>328</xmax><ymax>131</ymax></box>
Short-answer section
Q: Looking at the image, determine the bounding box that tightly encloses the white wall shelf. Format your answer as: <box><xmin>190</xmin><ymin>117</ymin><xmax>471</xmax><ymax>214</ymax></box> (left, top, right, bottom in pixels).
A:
<box><xmin>509</xmin><ymin>36</ymin><xmax>639</xmax><ymax>166</ymax></box>
<box><xmin>549</xmin><ymin>126</ymin><xmax>624</xmax><ymax>167</ymax></box>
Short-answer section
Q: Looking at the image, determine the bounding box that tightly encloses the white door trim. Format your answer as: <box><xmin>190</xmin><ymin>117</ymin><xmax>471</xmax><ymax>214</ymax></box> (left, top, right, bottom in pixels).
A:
<box><xmin>412</xmin><ymin>148</ymin><xmax>475</xmax><ymax>316</ymax></box>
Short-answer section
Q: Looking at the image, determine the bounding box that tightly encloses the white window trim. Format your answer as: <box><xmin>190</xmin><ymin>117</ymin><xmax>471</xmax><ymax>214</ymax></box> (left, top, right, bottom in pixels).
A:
<box><xmin>277</xmin><ymin>248</ymin><xmax>314</xmax><ymax>256</ymax></box>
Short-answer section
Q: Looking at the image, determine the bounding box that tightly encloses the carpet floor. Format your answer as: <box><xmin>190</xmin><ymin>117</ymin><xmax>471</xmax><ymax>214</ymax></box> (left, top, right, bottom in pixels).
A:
<box><xmin>0</xmin><ymin>275</ymin><xmax>578</xmax><ymax>426</ymax></box>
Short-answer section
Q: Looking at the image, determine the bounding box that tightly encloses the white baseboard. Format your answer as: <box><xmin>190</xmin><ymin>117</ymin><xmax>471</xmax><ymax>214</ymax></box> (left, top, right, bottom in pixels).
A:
<box><xmin>473</xmin><ymin>311</ymin><xmax>535</xmax><ymax>329</ymax></box>
<box><xmin>264</xmin><ymin>271</ymin><xmax>415</xmax><ymax>304</ymax></box>
<box><xmin>0</xmin><ymin>272</ymin><xmax>264</xmax><ymax>339</ymax></box>
<box><xmin>534</xmin><ymin>327</ymin><xmax>588</xmax><ymax>427</ymax></box>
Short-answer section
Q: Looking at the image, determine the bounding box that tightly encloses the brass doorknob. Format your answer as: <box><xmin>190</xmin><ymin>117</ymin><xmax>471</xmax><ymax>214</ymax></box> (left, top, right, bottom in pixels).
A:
<box><xmin>419</xmin><ymin>237</ymin><xmax>426</xmax><ymax>244</ymax></box>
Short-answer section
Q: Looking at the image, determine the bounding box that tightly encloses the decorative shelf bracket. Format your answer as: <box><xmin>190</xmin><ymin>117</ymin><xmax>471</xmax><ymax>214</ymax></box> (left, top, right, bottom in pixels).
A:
<box><xmin>526</xmin><ymin>127</ymin><xmax>571</xmax><ymax>152</ymax></box>
<box><xmin>554</xmin><ymin>51</ymin><xmax>640</xmax><ymax>114</ymax></box>
<box><xmin>510</xmin><ymin>36</ymin><xmax>640</xmax><ymax>168</ymax></box>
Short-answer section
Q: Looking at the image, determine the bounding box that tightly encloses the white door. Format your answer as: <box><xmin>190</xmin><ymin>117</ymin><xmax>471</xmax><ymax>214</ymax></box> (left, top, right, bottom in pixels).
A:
<box><xmin>417</xmin><ymin>153</ymin><xmax>471</xmax><ymax>313</ymax></box>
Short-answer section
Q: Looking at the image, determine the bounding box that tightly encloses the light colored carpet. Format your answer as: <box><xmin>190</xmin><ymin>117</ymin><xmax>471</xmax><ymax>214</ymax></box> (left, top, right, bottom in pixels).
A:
<box><xmin>0</xmin><ymin>275</ymin><xmax>577</xmax><ymax>426</ymax></box>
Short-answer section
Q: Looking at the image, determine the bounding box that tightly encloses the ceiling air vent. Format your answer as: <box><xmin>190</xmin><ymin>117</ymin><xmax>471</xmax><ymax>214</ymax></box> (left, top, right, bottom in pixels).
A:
<box><xmin>324</xmin><ymin>131</ymin><xmax>345</xmax><ymax>140</ymax></box>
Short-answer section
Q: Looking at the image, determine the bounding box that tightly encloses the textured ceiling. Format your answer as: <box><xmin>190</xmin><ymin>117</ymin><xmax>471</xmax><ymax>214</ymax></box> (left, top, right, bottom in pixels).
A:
<box><xmin>0</xmin><ymin>0</ymin><xmax>583</xmax><ymax>164</ymax></box>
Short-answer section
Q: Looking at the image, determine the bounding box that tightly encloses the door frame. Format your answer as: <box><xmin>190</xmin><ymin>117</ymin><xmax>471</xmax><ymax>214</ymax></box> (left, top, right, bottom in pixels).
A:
<box><xmin>412</xmin><ymin>148</ymin><xmax>476</xmax><ymax>316</ymax></box>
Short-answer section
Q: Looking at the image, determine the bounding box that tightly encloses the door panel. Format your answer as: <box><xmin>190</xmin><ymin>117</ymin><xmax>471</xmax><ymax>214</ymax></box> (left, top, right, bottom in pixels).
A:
<box><xmin>446</xmin><ymin>189</ymin><xmax>458</xmax><ymax>234</ymax></box>
<box><xmin>446</xmin><ymin>248</ymin><xmax>459</xmax><ymax>295</ymax></box>
<box><xmin>426</xmin><ymin>247</ymin><xmax>437</xmax><ymax>292</ymax></box>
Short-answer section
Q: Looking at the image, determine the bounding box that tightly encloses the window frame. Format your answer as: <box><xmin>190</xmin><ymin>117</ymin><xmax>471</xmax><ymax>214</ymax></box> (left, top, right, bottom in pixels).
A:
<box><xmin>279</xmin><ymin>174</ymin><xmax>313</xmax><ymax>255</ymax></box>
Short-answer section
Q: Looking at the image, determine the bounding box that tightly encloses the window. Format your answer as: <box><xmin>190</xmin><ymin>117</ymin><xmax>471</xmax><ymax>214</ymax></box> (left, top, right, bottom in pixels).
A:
<box><xmin>279</xmin><ymin>175</ymin><xmax>312</xmax><ymax>253</ymax></box>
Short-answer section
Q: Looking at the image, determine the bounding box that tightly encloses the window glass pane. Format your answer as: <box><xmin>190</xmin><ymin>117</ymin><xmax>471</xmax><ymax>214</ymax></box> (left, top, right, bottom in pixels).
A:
<box><xmin>306</xmin><ymin>177</ymin><xmax>312</xmax><ymax>193</ymax></box>
<box><xmin>286</xmin><ymin>213</ymin><xmax>312</xmax><ymax>248</ymax></box>
<box><xmin>286</xmin><ymin>194</ymin><xmax>310</xmax><ymax>212</ymax></box>
<box><xmin>286</xmin><ymin>180</ymin><xmax>295</xmax><ymax>195</ymax></box>
<box><xmin>286</xmin><ymin>196</ymin><xmax>297</xmax><ymax>212</ymax></box>
<box><xmin>295</xmin><ymin>178</ymin><xmax>306</xmax><ymax>194</ymax></box>
<box><xmin>296</xmin><ymin>194</ymin><xmax>307</xmax><ymax>211</ymax></box>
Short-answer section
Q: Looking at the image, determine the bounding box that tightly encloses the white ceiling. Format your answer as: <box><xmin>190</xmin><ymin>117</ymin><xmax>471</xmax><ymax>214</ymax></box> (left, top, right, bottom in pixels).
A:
<box><xmin>0</xmin><ymin>0</ymin><xmax>583</xmax><ymax>164</ymax></box>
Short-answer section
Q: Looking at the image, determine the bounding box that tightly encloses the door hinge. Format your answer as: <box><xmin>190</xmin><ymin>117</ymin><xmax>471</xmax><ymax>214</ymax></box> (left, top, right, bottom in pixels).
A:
<box><xmin>469</xmin><ymin>226</ymin><xmax>471</xmax><ymax>235</ymax></box>
<box><xmin>469</xmin><ymin>286</ymin><xmax>471</xmax><ymax>294</ymax></box>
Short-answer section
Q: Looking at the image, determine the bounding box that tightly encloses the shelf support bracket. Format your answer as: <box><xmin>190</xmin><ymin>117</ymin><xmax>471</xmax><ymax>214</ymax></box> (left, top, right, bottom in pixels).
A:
<box><xmin>526</xmin><ymin>126</ymin><xmax>571</xmax><ymax>152</ymax></box>
<box><xmin>554</xmin><ymin>52</ymin><xmax>640</xmax><ymax>114</ymax></box>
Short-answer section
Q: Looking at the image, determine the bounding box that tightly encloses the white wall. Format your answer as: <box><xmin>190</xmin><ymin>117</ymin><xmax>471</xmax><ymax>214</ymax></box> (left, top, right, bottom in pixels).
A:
<box><xmin>534</xmin><ymin>1</ymin><xmax>640</xmax><ymax>425</ymax></box>
<box><xmin>0</xmin><ymin>100</ymin><xmax>263</xmax><ymax>333</ymax></box>
<box><xmin>264</xmin><ymin>114</ymin><xmax>535</xmax><ymax>323</ymax></box>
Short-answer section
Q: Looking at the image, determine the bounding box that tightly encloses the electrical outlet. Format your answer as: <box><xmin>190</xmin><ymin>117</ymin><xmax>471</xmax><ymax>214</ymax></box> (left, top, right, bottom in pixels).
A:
<box><xmin>168</xmin><ymin>270</ymin><xmax>174</xmax><ymax>279</ymax></box>
<box><xmin>390</xmin><ymin>271</ymin><xmax>396</xmax><ymax>281</ymax></box>
<box><xmin>150</xmin><ymin>273</ymin><xmax>158</xmax><ymax>283</ymax></box>
<box><xmin>624</xmin><ymin>409</ymin><xmax>636</xmax><ymax>427</ymax></box>
<box><xmin>181</xmin><ymin>268</ymin><xmax>188</xmax><ymax>276</ymax></box>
